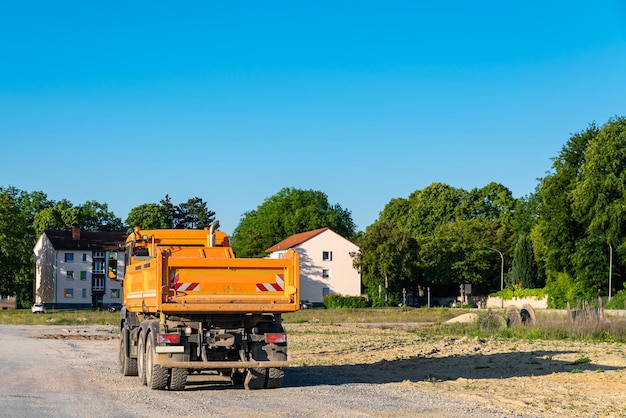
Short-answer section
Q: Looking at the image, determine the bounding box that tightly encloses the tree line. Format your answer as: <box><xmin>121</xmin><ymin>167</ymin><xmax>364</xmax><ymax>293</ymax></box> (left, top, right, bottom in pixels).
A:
<box><xmin>2</xmin><ymin>116</ymin><xmax>626</xmax><ymax>308</ymax></box>
<box><xmin>0</xmin><ymin>193</ymin><xmax>216</xmax><ymax>306</ymax></box>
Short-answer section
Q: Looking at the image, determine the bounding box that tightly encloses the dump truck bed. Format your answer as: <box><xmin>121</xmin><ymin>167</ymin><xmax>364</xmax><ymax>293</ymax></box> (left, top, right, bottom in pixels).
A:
<box><xmin>122</xmin><ymin>229</ymin><xmax>300</xmax><ymax>314</ymax></box>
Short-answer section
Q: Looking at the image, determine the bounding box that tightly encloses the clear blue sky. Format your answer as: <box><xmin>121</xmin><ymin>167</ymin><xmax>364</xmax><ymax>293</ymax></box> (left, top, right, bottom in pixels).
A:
<box><xmin>1</xmin><ymin>1</ymin><xmax>625</xmax><ymax>234</ymax></box>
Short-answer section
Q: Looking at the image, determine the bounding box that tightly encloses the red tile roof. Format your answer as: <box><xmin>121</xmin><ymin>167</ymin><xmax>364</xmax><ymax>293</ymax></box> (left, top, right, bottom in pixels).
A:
<box><xmin>265</xmin><ymin>227</ymin><xmax>329</xmax><ymax>252</ymax></box>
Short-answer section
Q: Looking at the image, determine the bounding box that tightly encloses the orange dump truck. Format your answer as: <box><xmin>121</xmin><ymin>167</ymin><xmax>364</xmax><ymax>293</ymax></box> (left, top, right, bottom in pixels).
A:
<box><xmin>108</xmin><ymin>222</ymin><xmax>299</xmax><ymax>390</ymax></box>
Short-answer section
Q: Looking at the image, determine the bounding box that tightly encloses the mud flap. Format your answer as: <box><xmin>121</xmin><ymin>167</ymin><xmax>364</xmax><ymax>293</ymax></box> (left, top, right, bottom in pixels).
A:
<box><xmin>243</xmin><ymin>342</ymin><xmax>286</xmax><ymax>389</ymax></box>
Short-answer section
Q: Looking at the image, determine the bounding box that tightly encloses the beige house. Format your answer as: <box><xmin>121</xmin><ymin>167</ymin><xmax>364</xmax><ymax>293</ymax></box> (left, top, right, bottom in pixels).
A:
<box><xmin>266</xmin><ymin>228</ymin><xmax>361</xmax><ymax>304</ymax></box>
<box><xmin>34</xmin><ymin>228</ymin><xmax>126</xmax><ymax>309</ymax></box>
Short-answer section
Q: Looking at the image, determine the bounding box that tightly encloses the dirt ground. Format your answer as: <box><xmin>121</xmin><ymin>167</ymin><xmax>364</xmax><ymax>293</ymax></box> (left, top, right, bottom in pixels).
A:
<box><xmin>33</xmin><ymin>319</ymin><xmax>626</xmax><ymax>417</ymax></box>
<box><xmin>286</xmin><ymin>321</ymin><xmax>626</xmax><ymax>417</ymax></box>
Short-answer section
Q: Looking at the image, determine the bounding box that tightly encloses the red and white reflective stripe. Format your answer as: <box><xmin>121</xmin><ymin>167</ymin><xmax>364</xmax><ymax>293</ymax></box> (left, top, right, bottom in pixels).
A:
<box><xmin>171</xmin><ymin>272</ymin><xmax>200</xmax><ymax>292</ymax></box>
<box><xmin>256</xmin><ymin>274</ymin><xmax>284</xmax><ymax>292</ymax></box>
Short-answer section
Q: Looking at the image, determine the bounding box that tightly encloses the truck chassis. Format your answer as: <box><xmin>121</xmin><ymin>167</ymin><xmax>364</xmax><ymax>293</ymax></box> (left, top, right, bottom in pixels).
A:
<box><xmin>119</xmin><ymin>309</ymin><xmax>288</xmax><ymax>390</ymax></box>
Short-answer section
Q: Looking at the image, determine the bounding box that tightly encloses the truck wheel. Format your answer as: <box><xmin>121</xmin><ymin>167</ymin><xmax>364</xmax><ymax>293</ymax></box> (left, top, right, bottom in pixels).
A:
<box><xmin>119</xmin><ymin>332</ymin><xmax>138</xmax><ymax>376</ymax></box>
<box><xmin>243</xmin><ymin>368</ymin><xmax>267</xmax><ymax>390</ymax></box>
<box><xmin>242</xmin><ymin>367</ymin><xmax>284</xmax><ymax>389</ymax></box>
<box><xmin>231</xmin><ymin>371</ymin><xmax>244</xmax><ymax>387</ymax></box>
<box><xmin>168</xmin><ymin>368</ymin><xmax>188</xmax><ymax>391</ymax></box>
<box><xmin>137</xmin><ymin>332</ymin><xmax>147</xmax><ymax>386</ymax></box>
<box><xmin>145</xmin><ymin>335</ymin><xmax>169</xmax><ymax>390</ymax></box>
<box><xmin>266</xmin><ymin>338</ymin><xmax>286</xmax><ymax>389</ymax></box>
<box><xmin>266</xmin><ymin>367</ymin><xmax>284</xmax><ymax>389</ymax></box>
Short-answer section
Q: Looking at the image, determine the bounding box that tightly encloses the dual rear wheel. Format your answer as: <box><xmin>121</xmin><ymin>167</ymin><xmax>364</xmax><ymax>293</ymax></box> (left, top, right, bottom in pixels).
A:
<box><xmin>137</xmin><ymin>333</ymin><xmax>187</xmax><ymax>390</ymax></box>
<box><xmin>118</xmin><ymin>330</ymin><xmax>137</xmax><ymax>376</ymax></box>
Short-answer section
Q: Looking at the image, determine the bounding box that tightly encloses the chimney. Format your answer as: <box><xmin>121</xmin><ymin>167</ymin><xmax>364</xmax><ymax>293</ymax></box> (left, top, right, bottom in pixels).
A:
<box><xmin>72</xmin><ymin>227</ymin><xmax>81</xmax><ymax>241</ymax></box>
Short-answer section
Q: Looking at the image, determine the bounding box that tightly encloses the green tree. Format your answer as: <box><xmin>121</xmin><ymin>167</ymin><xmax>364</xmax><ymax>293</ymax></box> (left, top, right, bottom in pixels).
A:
<box><xmin>78</xmin><ymin>201</ymin><xmax>124</xmax><ymax>231</ymax></box>
<box><xmin>33</xmin><ymin>200</ymin><xmax>123</xmax><ymax>235</ymax></box>
<box><xmin>126</xmin><ymin>196</ymin><xmax>216</xmax><ymax>230</ymax></box>
<box><xmin>533</xmin><ymin>124</ymin><xmax>598</xmax><ymax>280</ymax></box>
<box><xmin>374</xmin><ymin>182</ymin><xmax>515</xmax><ymax>295</ymax></box>
<box><xmin>33</xmin><ymin>200</ymin><xmax>75</xmax><ymax>237</ymax></box>
<box><xmin>511</xmin><ymin>234</ymin><xmax>538</xmax><ymax>288</ymax></box>
<box><xmin>0</xmin><ymin>188</ymin><xmax>50</xmax><ymax>306</ymax></box>
<box><xmin>403</xmin><ymin>183</ymin><xmax>465</xmax><ymax>235</ymax></box>
<box><xmin>421</xmin><ymin>217</ymin><xmax>511</xmax><ymax>294</ymax></box>
<box><xmin>0</xmin><ymin>191</ymin><xmax>28</xmax><ymax>299</ymax></box>
<box><xmin>571</xmin><ymin>116</ymin><xmax>626</xmax><ymax>297</ymax></box>
<box><xmin>533</xmin><ymin>117</ymin><xmax>626</xmax><ymax>305</ymax></box>
<box><xmin>354</xmin><ymin>221</ymin><xmax>419</xmax><ymax>306</ymax></box>
<box><xmin>512</xmin><ymin>192</ymin><xmax>540</xmax><ymax>236</ymax></box>
<box><xmin>174</xmin><ymin>197</ymin><xmax>216</xmax><ymax>229</ymax></box>
<box><xmin>125</xmin><ymin>203</ymin><xmax>170</xmax><ymax>230</ymax></box>
<box><xmin>160</xmin><ymin>194</ymin><xmax>176</xmax><ymax>228</ymax></box>
<box><xmin>232</xmin><ymin>188</ymin><xmax>356</xmax><ymax>257</ymax></box>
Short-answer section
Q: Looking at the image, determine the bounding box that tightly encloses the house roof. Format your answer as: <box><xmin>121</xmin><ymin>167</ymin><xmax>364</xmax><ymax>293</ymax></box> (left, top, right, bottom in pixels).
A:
<box><xmin>265</xmin><ymin>227</ymin><xmax>329</xmax><ymax>252</ymax></box>
<box><xmin>43</xmin><ymin>230</ymin><xmax>127</xmax><ymax>251</ymax></box>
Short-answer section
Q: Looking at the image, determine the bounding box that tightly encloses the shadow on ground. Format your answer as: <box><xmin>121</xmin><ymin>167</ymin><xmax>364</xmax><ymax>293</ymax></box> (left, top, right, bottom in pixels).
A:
<box><xmin>283</xmin><ymin>349</ymin><xmax>621</xmax><ymax>387</ymax></box>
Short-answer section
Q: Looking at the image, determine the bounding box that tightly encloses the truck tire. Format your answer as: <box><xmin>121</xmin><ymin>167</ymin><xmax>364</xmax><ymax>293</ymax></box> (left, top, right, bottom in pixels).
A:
<box><xmin>119</xmin><ymin>332</ymin><xmax>138</xmax><ymax>376</ymax></box>
<box><xmin>145</xmin><ymin>335</ymin><xmax>169</xmax><ymax>390</ymax></box>
<box><xmin>243</xmin><ymin>367</ymin><xmax>267</xmax><ymax>390</ymax></box>
<box><xmin>137</xmin><ymin>331</ymin><xmax>147</xmax><ymax>386</ymax></box>
<box><xmin>243</xmin><ymin>339</ymin><xmax>286</xmax><ymax>389</ymax></box>
<box><xmin>266</xmin><ymin>367</ymin><xmax>285</xmax><ymax>389</ymax></box>
<box><xmin>242</xmin><ymin>366</ymin><xmax>284</xmax><ymax>389</ymax></box>
<box><xmin>168</xmin><ymin>368</ymin><xmax>188</xmax><ymax>391</ymax></box>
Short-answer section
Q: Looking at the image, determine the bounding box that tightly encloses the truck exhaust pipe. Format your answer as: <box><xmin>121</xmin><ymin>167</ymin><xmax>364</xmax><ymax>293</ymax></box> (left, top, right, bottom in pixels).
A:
<box><xmin>209</xmin><ymin>221</ymin><xmax>220</xmax><ymax>247</ymax></box>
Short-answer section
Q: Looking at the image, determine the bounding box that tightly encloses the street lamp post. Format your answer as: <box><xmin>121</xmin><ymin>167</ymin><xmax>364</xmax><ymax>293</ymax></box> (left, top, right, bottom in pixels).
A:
<box><xmin>608</xmin><ymin>242</ymin><xmax>613</xmax><ymax>301</ymax></box>
<box><xmin>485</xmin><ymin>246</ymin><xmax>504</xmax><ymax>292</ymax></box>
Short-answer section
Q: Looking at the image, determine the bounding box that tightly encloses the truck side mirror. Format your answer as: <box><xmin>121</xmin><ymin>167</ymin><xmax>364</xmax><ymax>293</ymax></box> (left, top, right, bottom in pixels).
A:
<box><xmin>108</xmin><ymin>252</ymin><xmax>118</xmax><ymax>280</ymax></box>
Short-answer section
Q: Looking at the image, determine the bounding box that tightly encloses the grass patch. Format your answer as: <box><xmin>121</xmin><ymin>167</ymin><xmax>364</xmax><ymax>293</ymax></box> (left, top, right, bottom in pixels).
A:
<box><xmin>3</xmin><ymin>306</ymin><xmax>626</xmax><ymax>344</ymax></box>
<box><xmin>0</xmin><ymin>309</ymin><xmax>120</xmax><ymax>326</ymax></box>
<box><xmin>283</xmin><ymin>307</ymin><xmax>459</xmax><ymax>325</ymax></box>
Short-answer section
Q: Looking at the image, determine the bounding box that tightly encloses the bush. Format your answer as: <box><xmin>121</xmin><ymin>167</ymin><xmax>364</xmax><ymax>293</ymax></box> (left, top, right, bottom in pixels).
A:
<box><xmin>323</xmin><ymin>294</ymin><xmax>367</xmax><ymax>309</ymax></box>
<box><xmin>606</xmin><ymin>289</ymin><xmax>626</xmax><ymax>310</ymax></box>
<box><xmin>489</xmin><ymin>285</ymin><xmax>547</xmax><ymax>301</ymax></box>
<box><xmin>545</xmin><ymin>272</ymin><xmax>591</xmax><ymax>308</ymax></box>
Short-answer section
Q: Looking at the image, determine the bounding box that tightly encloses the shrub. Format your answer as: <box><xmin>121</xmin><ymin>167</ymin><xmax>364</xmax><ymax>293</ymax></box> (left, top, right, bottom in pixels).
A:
<box><xmin>545</xmin><ymin>272</ymin><xmax>588</xmax><ymax>308</ymax></box>
<box><xmin>605</xmin><ymin>289</ymin><xmax>626</xmax><ymax>310</ymax></box>
<box><xmin>323</xmin><ymin>294</ymin><xmax>367</xmax><ymax>309</ymax></box>
<box><xmin>489</xmin><ymin>285</ymin><xmax>547</xmax><ymax>301</ymax></box>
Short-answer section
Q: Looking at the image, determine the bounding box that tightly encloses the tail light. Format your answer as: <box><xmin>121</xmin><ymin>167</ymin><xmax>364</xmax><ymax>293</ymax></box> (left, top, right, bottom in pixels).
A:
<box><xmin>265</xmin><ymin>333</ymin><xmax>287</xmax><ymax>344</ymax></box>
<box><xmin>157</xmin><ymin>333</ymin><xmax>181</xmax><ymax>345</ymax></box>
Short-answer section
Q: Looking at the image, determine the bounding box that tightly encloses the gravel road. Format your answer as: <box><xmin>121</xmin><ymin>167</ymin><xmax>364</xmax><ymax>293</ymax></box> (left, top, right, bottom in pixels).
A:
<box><xmin>0</xmin><ymin>324</ymin><xmax>530</xmax><ymax>418</ymax></box>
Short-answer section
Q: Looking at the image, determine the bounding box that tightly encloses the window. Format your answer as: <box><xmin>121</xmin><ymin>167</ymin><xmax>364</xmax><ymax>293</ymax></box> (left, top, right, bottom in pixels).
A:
<box><xmin>64</xmin><ymin>253</ymin><xmax>74</xmax><ymax>263</ymax></box>
<box><xmin>80</xmin><ymin>271</ymin><xmax>87</xmax><ymax>281</ymax></box>
<box><xmin>82</xmin><ymin>253</ymin><xmax>88</xmax><ymax>262</ymax></box>
<box><xmin>108</xmin><ymin>252</ymin><xmax>118</xmax><ymax>279</ymax></box>
<box><xmin>93</xmin><ymin>261</ymin><xmax>105</xmax><ymax>274</ymax></box>
<box><xmin>93</xmin><ymin>277</ymin><xmax>104</xmax><ymax>292</ymax></box>
<box><xmin>111</xmin><ymin>289</ymin><xmax>120</xmax><ymax>298</ymax></box>
<box><xmin>93</xmin><ymin>251</ymin><xmax>105</xmax><ymax>258</ymax></box>
<box><xmin>322</xmin><ymin>251</ymin><xmax>332</xmax><ymax>261</ymax></box>
<box><xmin>64</xmin><ymin>288</ymin><xmax>74</xmax><ymax>298</ymax></box>
<box><xmin>66</xmin><ymin>271</ymin><xmax>74</xmax><ymax>280</ymax></box>
<box><xmin>81</xmin><ymin>288</ymin><xmax>87</xmax><ymax>299</ymax></box>
<box><xmin>322</xmin><ymin>269</ymin><xmax>330</xmax><ymax>279</ymax></box>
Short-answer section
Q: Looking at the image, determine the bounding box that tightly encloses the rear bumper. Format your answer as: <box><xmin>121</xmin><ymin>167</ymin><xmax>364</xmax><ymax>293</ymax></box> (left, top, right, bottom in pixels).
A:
<box><xmin>159</xmin><ymin>360</ymin><xmax>290</xmax><ymax>369</ymax></box>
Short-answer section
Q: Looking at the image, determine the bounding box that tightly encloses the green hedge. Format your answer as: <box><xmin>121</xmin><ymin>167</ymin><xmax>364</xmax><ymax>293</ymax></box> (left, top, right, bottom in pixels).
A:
<box><xmin>489</xmin><ymin>285</ymin><xmax>547</xmax><ymax>301</ymax></box>
<box><xmin>323</xmin><ymin>294</ymin><xmax>368</xmax><ymax>309</ymax></box>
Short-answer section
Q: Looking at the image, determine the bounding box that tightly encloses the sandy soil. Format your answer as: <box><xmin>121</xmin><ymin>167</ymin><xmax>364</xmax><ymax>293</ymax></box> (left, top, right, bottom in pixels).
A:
<box><xmin>286</xmin><ymin>322</ymin><xmax>626</xmax><ymax>417</ymax></box>
<box><xmin>30</xmin><ymin>318</ymin><xmax>626</xmax><ymax>417</ymax></box>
